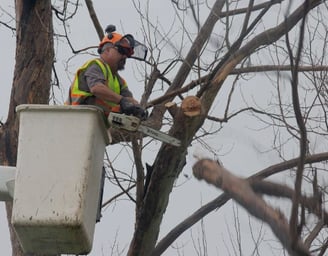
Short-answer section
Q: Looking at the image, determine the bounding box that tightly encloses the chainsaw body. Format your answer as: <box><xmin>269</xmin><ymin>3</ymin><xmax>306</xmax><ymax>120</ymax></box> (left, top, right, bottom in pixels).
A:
<box><xmin>108</xmin><ymin>112</ymin><xmax>181</xmax><ymax>147</ymax></box>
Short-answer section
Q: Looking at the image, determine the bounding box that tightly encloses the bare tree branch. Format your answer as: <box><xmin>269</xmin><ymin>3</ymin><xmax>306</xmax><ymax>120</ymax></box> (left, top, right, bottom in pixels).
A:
<box><xmin>147</xmin><ymin>64</ymin><xmax>328</xmax><ymax>108</ymax></box>
<box><xmin>84</xmin><ymin>0</ymin><xmax>103</xmax><ymax>40</ymax></box>
<box><xmin>220</xmin><ymin>0</ymin><xmax>283</xmax><ymax>17</ymax></box>
<box><xmin>192</xmin><ymin>159</ymin><xmax>310</xmax><ymax>256</ymax></box>
<box><xmin>285</xmin><ymin>0</ymin><xmax>310</xmax><ymax>244</ymax></box>
<box><xmin>304</xmin><ymin>220</ymin><xmax>325</xmax><ymax>249</ymax></box>
<box><xmin>152</xmin><ymin>152</ymin><xmax>328</xmax><ymax>255</ymax></box>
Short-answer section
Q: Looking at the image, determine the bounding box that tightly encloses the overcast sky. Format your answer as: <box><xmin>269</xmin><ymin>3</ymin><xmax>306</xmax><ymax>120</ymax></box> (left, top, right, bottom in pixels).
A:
<box><xmin>1</xmin><ymin>1</ymin><xmax>323</xmax><ymax>256</ymax></box>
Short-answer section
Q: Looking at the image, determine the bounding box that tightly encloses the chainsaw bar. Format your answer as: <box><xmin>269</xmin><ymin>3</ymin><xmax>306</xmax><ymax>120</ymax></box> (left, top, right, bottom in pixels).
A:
<box><xmin>137</xmin><ymin>124</ymin><xmax>181</xmax><ymax>147</ymax></box>
<box><xmin>108</xmin><ymin>112</ymin><xmax>181</xmax><ymax>147</ymax></box>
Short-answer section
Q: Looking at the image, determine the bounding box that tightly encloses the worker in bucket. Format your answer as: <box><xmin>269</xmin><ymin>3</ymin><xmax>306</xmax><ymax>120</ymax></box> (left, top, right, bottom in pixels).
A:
<box><xmin>65</xmin><ymin>25</ymin><xmax>147</xmax><ymax>120</ymax></box>
<box><xmin>65</xmin><ymin>25</ymin><xmax>148</xmax><ymax>222</ymax></box>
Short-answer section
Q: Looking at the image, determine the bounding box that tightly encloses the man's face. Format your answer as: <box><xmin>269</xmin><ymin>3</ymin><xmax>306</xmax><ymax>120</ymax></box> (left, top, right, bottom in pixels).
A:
<box><xmin>105</xmin><ymin>46</ymin><xmax>127</xmax><ymax>70</ymax></box>
<box><xmin>117</xmin><ymin>56</ymin><xmax>126</xmax><ymax>71</ymax></box>
<box><xmin>115</xmin><ymin>44</ymin><xmax>134</xmax><ymax>70</ymax></box>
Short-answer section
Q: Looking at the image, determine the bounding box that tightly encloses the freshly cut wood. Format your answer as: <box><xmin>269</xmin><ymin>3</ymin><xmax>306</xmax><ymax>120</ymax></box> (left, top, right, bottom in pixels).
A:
<box><xmin>181</xmin><ymin>96</ymin><xmax>201</xmax><ymax>117</ymax></box>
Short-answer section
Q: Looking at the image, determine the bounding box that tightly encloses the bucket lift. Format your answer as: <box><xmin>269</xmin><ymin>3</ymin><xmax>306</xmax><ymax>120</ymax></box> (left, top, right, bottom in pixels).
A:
<box><xmin>0</xmin><ymin>105</ymin><xmax>110</xmax><ymax>255</ymax></box>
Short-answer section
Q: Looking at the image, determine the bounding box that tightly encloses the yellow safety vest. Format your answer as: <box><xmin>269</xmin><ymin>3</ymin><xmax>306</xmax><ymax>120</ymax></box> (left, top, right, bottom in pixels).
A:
<box><xmin>66</xmin><ymin>59</ymin><xmax>126</xmax><ymax>116</ymax></box>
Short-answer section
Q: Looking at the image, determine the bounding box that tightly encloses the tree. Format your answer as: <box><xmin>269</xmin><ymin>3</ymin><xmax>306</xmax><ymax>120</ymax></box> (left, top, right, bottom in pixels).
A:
<box><xmin>0</xmin><ymin>0</ymin><xmax>327</xmax><ymax>255</ymax></box>
<box><xmin>0</xmin><ymin>1</ymin><xmax>54</xmax><ymax>255</ymax></box>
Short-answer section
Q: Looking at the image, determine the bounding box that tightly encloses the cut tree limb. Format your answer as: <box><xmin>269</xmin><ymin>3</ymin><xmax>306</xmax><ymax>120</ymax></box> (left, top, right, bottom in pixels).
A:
<box><xmin>165</xmin><ymin>102</ymin><xmax>178</xmax><ymax>117</ymax></box>
<box><xmin>153</xmin><ymin>153</ymin><xmax>328</xmax><ymax>256</ymax></box>
<box><xmin>192</xmin><ymin>159</ymin><xmax>310</xmax><ymax>256</ymax></box>
<box><xmin>181</xmin><ymin>96</ymin><xmax>202</xmax><ymax>117</ymax></box>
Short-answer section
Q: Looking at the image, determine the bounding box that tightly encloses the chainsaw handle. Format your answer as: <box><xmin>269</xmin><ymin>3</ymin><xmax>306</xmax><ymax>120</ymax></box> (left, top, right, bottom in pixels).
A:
<box><xmin>120</xmin><ymin>97</ymin><xmax>148</xmax><ymax>120</ymax></box>
<box><xmin>108</xmin><ymin>112</ymin><xmax>140</xmax><ymax>132</ymax></box>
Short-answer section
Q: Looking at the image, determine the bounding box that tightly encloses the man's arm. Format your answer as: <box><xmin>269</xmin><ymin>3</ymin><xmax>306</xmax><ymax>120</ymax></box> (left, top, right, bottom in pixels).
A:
<box><xmin>90</xmin><ymin>83</ymin><xmax>123</xmax><ymax>104</ymax></box>
<box><xmin>120</xmin><ymin>87</ymin><xmax>139</xmax><ymax>104</ymax></box>
<box><xmin>85</xmin><ymin>64</ymin><xmax>138</xmax><ymax>104</ymax></box>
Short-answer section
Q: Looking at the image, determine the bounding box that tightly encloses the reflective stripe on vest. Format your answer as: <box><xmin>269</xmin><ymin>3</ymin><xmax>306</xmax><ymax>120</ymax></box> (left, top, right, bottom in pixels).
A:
<box><xmin>67</xmin><ymin>59</ymin><xmax>124</xmax><ymax>115</ymax></box>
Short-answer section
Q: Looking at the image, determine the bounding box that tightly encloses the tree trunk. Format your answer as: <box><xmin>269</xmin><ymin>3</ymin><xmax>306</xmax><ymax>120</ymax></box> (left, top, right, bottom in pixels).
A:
<box><xmin>128</xmin><ymin>109</ymin><xmax>205</xmax><ymax>256</ymax></box>
<box><xmin>0</xmin><ymin>1</ymin><xmax>54</xmax><ymax>255</ymax></box>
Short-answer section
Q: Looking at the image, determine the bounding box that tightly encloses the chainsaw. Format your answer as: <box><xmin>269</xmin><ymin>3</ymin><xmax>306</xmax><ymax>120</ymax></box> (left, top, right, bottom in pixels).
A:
<box><xmin>108</xmin><ymin>112</ymin><xmax>181</xmax><ymax>147</ymax></box>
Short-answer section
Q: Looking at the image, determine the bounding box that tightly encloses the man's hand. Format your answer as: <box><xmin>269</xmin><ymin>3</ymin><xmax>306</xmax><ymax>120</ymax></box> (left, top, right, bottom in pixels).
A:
<box><xmin>120</xmin><ymin>97</ymin><xmax>148</xmax><ymax>120</ymax></box>
<box><xmin>119</xmin><ymin>97</ymin><xmax>135</xmax><ymax>113</ymax></box>
<box><xmin>125</xmin><ymin>97</ymin><xmax>139</xmax><ymax>105</ymax></box>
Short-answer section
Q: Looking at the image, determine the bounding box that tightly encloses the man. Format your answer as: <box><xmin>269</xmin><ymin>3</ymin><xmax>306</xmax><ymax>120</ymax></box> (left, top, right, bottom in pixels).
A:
<box><xmin>65</xmin><ymin>26</ymin><xmax>147</xmax><ymax>222</ymax></box>
<box><xmin>66</xmin><ymin>25</ymin><xmax>146</xmax><ymax>119</ymax></box>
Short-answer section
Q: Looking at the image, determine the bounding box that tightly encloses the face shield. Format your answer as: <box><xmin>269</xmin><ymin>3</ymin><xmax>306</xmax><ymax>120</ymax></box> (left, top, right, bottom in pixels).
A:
<box><xmin>115</xmin><ymin>34</ymin><xmax>148</xmax><ymax>60</ymax></box>
<box><xmin>100</xmin><ymin>25</ymin><xmax>148</xmax><ymax>60</ymax></box>
<box><xmin>132</xmin><ymin>40</ymin><xmax>148</xmax><ymax>61</ymax></box>
<box><xmin>115</xmin><ymin>35</ymin><xmax>135</xmax><ymax>57</ymax></box>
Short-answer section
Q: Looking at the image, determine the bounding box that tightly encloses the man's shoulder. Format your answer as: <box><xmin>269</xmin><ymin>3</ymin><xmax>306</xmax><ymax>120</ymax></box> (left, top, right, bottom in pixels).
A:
<box><xmin>84</xmin><ymin>59</ymin><xmax>104</xmax><ymax>73</ymax></box>
<box><xmin>85</xmin><ymin>58</ymin><xmax>105</xmax><ymax>68</ymax></box>
<box><xmin>83</xmin><ymin>60</ymin><xmax>106</xmax><ymax>80</ymax></box>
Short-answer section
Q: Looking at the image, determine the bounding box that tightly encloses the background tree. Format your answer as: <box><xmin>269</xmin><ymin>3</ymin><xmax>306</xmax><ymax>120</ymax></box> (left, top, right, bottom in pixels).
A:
<box><xmin>0</xmin><ymin>1</ymin><xmax>54</xmax><ymax>255</ymax></box>
<box><xmin>0</xmin><ymin>0</ymin><xmax>327</xmax><ymax>255</ymax></box>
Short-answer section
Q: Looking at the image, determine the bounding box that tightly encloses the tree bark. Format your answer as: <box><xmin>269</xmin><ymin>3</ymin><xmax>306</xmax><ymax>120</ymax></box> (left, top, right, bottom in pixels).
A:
<box><xmin>0</xmin><ymin>1</ymin><xmax>54</xmax><ymax>255</ymax></box>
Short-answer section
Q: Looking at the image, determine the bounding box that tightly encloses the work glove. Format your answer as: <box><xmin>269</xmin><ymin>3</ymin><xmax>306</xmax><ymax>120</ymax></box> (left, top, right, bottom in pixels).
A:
<box><xmin>120</xmin><ymin>97</ymin><xmax>148</xmax><ymax>120</ymax></box>
<box><xmin>132</xmin><ymin>105</ymin><xmax>148</xmax><ymax>120</ymax></box>
<box><xmin>119</xmin><ymin>97</ymin><xmax>135</xmax><ymax>114</ymax></box>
